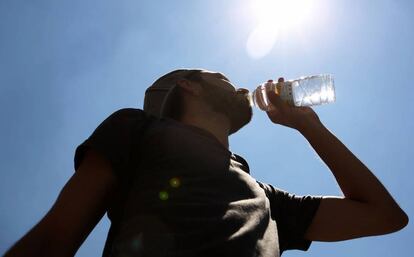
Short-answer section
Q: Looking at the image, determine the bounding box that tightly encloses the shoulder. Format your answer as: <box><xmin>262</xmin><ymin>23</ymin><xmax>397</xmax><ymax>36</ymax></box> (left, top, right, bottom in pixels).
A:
<box><xmin>98</xmin><ymin>108</ymin><xmax>156</xmax><ymax>129</ymax></box>
<box><xmin>74</xmin><ymin>108</ymin><xmax>151</xmax><ymax>169</ymax></box>
<box><xmin>106</xmin><ymin>108</ymin><xmax>147</xmax><ymax>121</ymax></box>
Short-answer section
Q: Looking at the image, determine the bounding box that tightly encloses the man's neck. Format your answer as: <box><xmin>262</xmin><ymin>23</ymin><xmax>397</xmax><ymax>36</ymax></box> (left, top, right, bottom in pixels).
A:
<box><xmin>180</xmin><ymin>113</ymin><xmax>230</xmax><ymax>149</ymax></box>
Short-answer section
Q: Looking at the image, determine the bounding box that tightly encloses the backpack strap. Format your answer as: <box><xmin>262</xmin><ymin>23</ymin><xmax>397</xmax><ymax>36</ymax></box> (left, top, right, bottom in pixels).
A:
<box><xmin>121</xmin><ymin>111</ymin><xmax>155</xmax><ymax>214</ymax></box>
<box><xmin>102</xmin><ymin>111</ymin><xmax>155</xmax><ymax>257</ymax></box>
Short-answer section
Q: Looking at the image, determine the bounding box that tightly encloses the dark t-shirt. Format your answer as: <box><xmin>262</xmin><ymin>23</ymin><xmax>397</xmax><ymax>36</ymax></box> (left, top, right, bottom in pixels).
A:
<box><xmin>74</xmin><ymin>108</ymin><xmax>321</xmax><ymax>257</ymax></box>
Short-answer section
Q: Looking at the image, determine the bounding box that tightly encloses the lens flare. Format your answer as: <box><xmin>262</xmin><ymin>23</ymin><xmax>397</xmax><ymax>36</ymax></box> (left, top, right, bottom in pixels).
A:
<box><xmin>159</xmin><ymin>191</ymin><xmax>169</xmax><ymax>201</ymax></box>
<box><xmin>246</xmin><ymin>22</ymin><xmax>279</xmax><ymax>59</ymax></box>
<box><xmin>169</xmin><ymin>177</ymin><xmax>181</xmax><ymax>188</ymax></box>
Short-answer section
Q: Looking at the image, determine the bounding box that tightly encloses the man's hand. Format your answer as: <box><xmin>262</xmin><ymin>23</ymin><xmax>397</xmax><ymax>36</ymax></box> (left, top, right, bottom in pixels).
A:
<box><xmin>265</xmin><ymin>77</ymin><xmax>320</xmax><ymax>130</ymax></box>
<box><xmin>266</xmin><ymin>76</ymin><xmax>408</xmax><ymax>241</ymax></box>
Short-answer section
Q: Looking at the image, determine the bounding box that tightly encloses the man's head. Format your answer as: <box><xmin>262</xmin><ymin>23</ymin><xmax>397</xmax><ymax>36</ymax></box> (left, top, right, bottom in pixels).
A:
<box><xmin>144</xmin><ymin>68</ymin><xmax>252</xmax><ymax>135</ymax></box>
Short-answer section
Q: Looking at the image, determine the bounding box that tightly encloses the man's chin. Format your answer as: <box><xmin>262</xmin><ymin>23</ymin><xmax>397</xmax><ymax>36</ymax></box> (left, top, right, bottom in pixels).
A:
<box><xmin>229</xmin><ymin>107</ymin><xmax>252</xmax><ymax>135</ymax></box>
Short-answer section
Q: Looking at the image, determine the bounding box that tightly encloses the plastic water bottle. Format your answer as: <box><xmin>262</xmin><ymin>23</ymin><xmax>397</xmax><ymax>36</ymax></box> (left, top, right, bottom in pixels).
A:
<box><xmin>250</xmin><ymin>74</ymin><xmax>335</xmax><ymax>111</ymax></box>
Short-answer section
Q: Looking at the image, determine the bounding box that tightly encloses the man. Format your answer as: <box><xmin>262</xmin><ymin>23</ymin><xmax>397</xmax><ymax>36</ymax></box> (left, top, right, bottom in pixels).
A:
<box><xmin>4</xmin><ymin>69</ymin><xmax>408</xmax><ymax>257</ymax></box>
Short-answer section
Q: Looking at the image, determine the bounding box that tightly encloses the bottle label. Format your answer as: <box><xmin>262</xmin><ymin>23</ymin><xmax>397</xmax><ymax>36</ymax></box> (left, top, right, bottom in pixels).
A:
<box><xmin>278</xmin><ymin>82</ymin><xmax>294</xmax><ymax>106</ymax></box>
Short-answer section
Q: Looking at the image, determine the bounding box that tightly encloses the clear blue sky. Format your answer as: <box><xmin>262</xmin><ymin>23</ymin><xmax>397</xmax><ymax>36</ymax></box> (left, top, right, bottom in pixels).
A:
<box><xmin>1</xmin><ymin>0</ymin><xmax>413</xmax><ymax>256</ymax></box>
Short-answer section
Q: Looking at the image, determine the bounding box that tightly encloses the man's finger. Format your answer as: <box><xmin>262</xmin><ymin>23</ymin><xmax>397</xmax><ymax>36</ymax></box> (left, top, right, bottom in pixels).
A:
<box><xmin>266</xmin><ymin>86</ymin><xmax>284</xmax><ymax>109</ymax></box>
<box><xmin>264</xmin><ymin>76</ymin><xmax>287</xmax><ymax>111</ymax></box>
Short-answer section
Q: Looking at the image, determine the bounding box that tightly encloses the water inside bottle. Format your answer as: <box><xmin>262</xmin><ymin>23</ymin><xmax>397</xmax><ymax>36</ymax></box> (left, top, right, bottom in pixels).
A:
<box><xmin>291</xmin><ymin>74</ymin><xmax>335</xmax><ymax>107</ymax></box>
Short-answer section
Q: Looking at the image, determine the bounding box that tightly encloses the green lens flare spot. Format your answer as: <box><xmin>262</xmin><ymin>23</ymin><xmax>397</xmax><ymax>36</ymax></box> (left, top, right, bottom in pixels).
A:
<box><xmin>159</xmin><ymin>191</ymin><xmax>169</xmax><ymax>201</ymax></box>
<box><xmin>169</xmin><ymin>177</ymin><xmax>181</xmax><ymax>188</ymax></box>
<box><xmin>131</xmin><ymin>233</ymin><xmax>143</xmax><ymax>252</ymax></box>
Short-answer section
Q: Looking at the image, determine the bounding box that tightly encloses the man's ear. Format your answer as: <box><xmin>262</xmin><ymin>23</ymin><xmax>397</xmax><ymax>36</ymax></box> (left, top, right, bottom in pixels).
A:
<box><xmin>176</xmin><ymin>79</ymin><xmax>202</xmax><ymax>96</ymax></box>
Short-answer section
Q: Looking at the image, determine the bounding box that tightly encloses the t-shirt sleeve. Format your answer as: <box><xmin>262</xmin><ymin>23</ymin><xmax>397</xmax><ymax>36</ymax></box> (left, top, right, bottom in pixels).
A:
<box><xmin>257</xmin><ymin>182</ymin><xmax>322</xmax><ymax>254</ymax></box>
<box><xmin>74</xmin><ymin>108</ymin><xmax>147</xmax><ymax>178</ymax></box>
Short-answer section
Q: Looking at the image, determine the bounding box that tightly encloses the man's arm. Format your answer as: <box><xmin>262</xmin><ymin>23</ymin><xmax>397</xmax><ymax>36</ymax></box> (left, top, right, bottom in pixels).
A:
<box><xmin>3</xmin><ymin>149</ymin><xmax>118</xmax><ymax>257</ymax></box>
<box><xmin>299</xmin><ymin>120</ymin><xmax>408</xmax><ymax>241</ymax></box>
<box><xmin>266</xmin><ymin>78</ymin><xmax>408</xmax><ymax>242</ymax></box>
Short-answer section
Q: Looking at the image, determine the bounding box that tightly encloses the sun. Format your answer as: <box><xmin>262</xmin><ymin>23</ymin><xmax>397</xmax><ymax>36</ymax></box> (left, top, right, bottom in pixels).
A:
<box><xmin>251</xmin><ymin>0</ymin><xmax>314</xmax><ymax>29</ymax></box>
<box><xmin>246</xmin><ymin>0</ymin><xmax>315</xmax><ymax>59</ymax></box>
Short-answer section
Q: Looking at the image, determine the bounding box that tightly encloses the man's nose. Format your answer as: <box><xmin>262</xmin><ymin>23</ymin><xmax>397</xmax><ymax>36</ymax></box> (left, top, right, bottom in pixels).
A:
<box><xmin>236</xmin><ymin>88</ymin><xmax>249</xmax><ymax>95</ymax></box>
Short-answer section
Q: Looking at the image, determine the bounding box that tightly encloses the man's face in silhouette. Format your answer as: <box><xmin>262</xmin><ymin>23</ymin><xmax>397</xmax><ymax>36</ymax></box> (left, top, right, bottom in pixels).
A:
<box><xmin>197</xmin><ymin>71</ymin><xmax>252</xmax><ymax>134</ymax></box>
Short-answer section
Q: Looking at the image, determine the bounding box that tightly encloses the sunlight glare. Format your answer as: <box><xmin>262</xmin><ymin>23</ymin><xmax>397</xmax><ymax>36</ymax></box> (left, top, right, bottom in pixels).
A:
<box><xmin>251</xmin><ymin>0</ymin><xmax>313</xmax><ymax>28</ymax></box>
<box><xmin>246</xmin><ymin>0</ymin><xmax>315</xmax><ymax>59</ymax></box>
